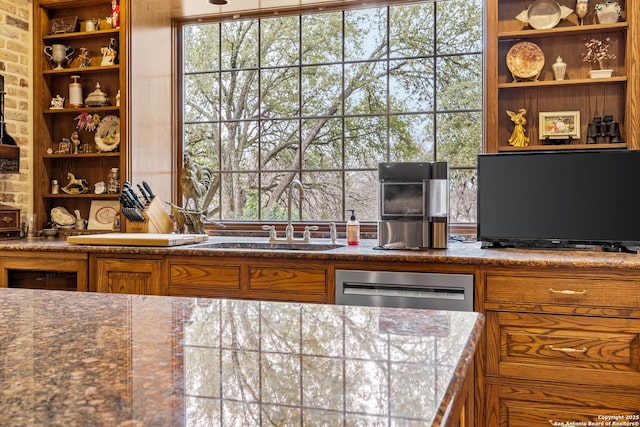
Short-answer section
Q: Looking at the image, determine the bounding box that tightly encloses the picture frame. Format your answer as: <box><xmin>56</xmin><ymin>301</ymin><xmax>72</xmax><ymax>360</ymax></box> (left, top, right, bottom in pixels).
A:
<box><xmin>539</xmin><ymin>111</ymin><xmax>580</xmax><ymax>140</ymax></box>
<box><xmin>88</xmin><ymin>200</ymin><xmax>120</xmax><ymax>230</ymax></box>
<box><xmin>49</xmin><ymin>16</ymin><xmax>79</xmax><ymax>35</ymax></box>
<box><xmin>56</xmin><ymin>140</ymin><xmax>70</xmax><ymax>154</ymax></box>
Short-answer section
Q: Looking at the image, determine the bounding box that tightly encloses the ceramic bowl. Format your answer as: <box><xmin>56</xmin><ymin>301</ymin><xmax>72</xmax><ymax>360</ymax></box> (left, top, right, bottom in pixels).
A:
<box><xmin>42</xmin><ymin>228</ymin><xmax>58</xmax><ymax>238</ymax></box>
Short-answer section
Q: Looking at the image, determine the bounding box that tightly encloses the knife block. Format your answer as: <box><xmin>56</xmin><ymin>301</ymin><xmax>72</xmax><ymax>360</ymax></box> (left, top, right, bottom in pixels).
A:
<box><xmin>124</xmin><ymin>198</ymin><xmax>174</xmax><ymax>234</ymax></box>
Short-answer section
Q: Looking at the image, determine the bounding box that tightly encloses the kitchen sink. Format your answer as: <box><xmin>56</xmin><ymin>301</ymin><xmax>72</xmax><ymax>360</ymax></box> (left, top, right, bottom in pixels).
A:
<box><xmin>194</xmin><ymin>242</ymin><xmax>345</xmax><ymax>251</ymax></box>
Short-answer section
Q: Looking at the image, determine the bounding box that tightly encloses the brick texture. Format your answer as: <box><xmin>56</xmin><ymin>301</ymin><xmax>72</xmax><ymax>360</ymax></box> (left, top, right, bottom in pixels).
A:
<box><xmin>0</xmin><ymin>1</ymin><xmax>31</xmax><ymax>214</ymax></box>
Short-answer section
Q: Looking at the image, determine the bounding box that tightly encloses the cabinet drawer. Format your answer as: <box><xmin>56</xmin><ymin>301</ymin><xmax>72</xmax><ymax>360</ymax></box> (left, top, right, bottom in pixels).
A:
<box><xmin>248</xmin><ymin>266</ymin><xmax>327</xmax><ymax>294</ymax></box>
<box><xmin>485</xmin><ymin>272</ymin><xmax>640</xmax><ymax>309</ymax></box>
<box><xmin>169</xmin><ymin>263</ymin><xmax>241</xmax><ymax>290</ymax></box>
<box><xmin>486</xmin><ymin>383</ymin><xmax>640</xmax><ymax>427</ymax></box>
<box><xmin>486</xmin><ymin>311</ymin><xmax>640</xmax><ymax>387</ymax></box>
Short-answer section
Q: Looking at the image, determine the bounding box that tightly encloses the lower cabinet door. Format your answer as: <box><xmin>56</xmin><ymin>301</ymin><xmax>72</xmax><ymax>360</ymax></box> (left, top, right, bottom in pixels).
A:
<box><xmin>485</xmin><ymin>383</ymin><xmax>640</xmax><ymax>427</ymax></box>
<box><xmin>94</xmin><ymin>256</ymin><xmax>163</xmax><ymax>295</ymax></box>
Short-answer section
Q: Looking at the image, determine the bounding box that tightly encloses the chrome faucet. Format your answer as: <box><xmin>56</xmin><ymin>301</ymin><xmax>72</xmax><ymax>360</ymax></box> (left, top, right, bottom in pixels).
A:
<box><xmin>263</xmin><ymin>179</ymin><xmax>317</xmax><ymax>243</ymax></box>
<box><xmin>286</xmin><ymin>179</ymin><xmax>304</xmax><ymax>240</ymax></box>
<box><xmin>329</xmin><ymin>222</ymin><xmax>337</xmax><ymax>244</ymax></box>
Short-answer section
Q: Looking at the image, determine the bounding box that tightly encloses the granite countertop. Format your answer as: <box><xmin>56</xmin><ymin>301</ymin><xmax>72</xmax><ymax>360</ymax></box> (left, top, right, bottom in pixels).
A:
<box><xmin>0</xmin><ymin>288</ymin><xmax>484</xmax><ymax>426</ymax></box>
<box><xmin>3</xmin><ymin>235</ymin><xmax>640</xmax><ymax>269</ymax></box>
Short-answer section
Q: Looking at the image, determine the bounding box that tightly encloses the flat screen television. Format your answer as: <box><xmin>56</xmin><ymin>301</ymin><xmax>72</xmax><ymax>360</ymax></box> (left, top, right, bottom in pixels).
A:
<box><xmin>477</xmin><ymin>150</ymin><xmax>640</xmax><ymax>252</ymax></box>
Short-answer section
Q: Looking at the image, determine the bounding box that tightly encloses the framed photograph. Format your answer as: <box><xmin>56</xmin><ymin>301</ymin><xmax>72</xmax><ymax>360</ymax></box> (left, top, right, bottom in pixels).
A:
<box><xmin>88</xmin><ymin>200</ymin><xmax>119</xmax><ymax>230</ymax></box>
<box><xmin>56</xmin><ymin>140</ymin><xmax>70</xmax><ymax>154</ymax></box>
<box><xmin>539</xmin><ymin>111</ymin><xmax>580</xmax><ymax>140</ymax></box>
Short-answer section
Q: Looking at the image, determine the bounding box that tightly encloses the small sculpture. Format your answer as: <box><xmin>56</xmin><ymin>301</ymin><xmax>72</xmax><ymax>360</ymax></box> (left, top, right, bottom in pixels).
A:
<box><xmin>75</xmin><ymin>112</ymin><xmax>101</xmax><ymax>132</ymax></box>
<box><xmin>70</xmin><ymin>131</ymin><xmax>81</xmax><ymax>154</ymax></box>
<box><xmin>110</xmin><ymin>0</ymin><xmax>120</xmax><ymax>29</ymax></box>
<box><xmin>507</xmin><ymin>109</ymin><xmax>530</xmax><ymax>147</ymax></box>
<box><xmin>50</xmin><ymin>95</ymin><xmax>65</xmax><ymax>109</ymax></box>
<box><xmin>61</xmin><ymin>172</ymin><xmax>89</xmax><ymax>194</ymax></box>
<box><xmin>101</xmin><ymin>46</ymin><xmax>116</xmax><ymax>66</ymax></box>
<box><xmin>169</xmin><ymin>203</ymin><xmax>206</xmax><ymax>234</ymax></box>
<box><xmin>78</xmin><ymin>47</ymin><xmax>91</xmax><ymax>68</ymax></box>
<box><xmin>181</xmin><ymin>154</ymin><xmax>213</xmax><ymax>211</ymax></box>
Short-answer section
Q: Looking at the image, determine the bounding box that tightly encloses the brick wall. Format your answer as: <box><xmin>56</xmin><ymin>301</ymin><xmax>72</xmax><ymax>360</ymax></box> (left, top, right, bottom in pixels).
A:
<box><xmin>0</xmin><ymin>0</ymin><xmax>31</xmax><ymax>213</ymax></box>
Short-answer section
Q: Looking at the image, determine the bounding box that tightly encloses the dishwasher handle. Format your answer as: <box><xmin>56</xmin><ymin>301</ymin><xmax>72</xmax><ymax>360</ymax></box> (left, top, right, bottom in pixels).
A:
<box><xmin>341</xmin><ymin>282</ymin><xmax>466</xmax><ymax>300</ymax></box>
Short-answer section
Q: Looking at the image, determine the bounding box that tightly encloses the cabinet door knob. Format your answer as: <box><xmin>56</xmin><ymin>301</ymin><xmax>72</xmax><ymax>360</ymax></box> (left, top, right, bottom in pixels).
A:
<box><xmin>548</xmin><ymin>345</ymin><xmax>588</xmax><ymax>354</ymax></box>
<box><xmin>548</xmin><ymin>288</ymin><xmax>588</xmax><ymax>296</ymax></box>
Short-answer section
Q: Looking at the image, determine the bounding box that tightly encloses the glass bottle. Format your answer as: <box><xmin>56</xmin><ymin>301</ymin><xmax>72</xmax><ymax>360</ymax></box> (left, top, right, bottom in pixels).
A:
<box><xmin>107</xmin><ymin>167</ymin><xmax>120</xmax><ymax>194</ymax></box>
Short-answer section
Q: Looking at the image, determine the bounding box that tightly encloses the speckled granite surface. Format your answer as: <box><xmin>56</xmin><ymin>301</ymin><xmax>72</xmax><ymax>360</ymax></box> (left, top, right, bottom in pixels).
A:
<box><xmin>3</xmin><ymin>236</ymin><xmax>640</xmax><ymax>269</ymax></box>
<box><xmin>0</xmin><ymin>288</ymin><xmax>483</xmax><ymax>426</ymax></box>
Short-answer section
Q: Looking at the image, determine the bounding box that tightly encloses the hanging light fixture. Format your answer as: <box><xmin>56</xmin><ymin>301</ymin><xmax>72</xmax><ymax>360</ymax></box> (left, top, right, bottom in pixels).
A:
<box><xmin>208</xmin><ymin>0</ymin><xmax>228</xmax><ymax>4</ymax></box>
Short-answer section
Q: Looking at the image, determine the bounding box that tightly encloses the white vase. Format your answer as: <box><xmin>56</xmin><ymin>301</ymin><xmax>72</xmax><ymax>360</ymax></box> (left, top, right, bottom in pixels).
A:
<box><xmin>551</xmin><ymin>56</ymin><xmax>567</xmax><ymax>80</ymax></box>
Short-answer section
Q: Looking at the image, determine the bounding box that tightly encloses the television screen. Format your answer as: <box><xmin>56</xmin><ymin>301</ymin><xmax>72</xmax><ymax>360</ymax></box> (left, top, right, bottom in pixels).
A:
<box><xmin>477</xmin><ymin>150</ymin><xmax>640</xmax><ymax>250</ymax></box>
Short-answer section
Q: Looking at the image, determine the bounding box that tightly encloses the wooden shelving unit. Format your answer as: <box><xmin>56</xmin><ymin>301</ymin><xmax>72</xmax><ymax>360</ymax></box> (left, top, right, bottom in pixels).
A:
<box><xmin>484</xmin><ymin>0</ymin><xmax>638</xmax><ymax>153</ymax></box>
<box><xmin>33</xmin><ymin>0</ymin><xmax>127</xmax><ymax>230</ymax></box>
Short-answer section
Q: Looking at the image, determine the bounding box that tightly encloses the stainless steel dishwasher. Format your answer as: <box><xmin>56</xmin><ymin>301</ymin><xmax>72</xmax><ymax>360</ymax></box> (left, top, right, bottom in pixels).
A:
<box><xmin>335</xmin><ymin>269</ymin><xmax>473</xmax><ymax>311</ymax></box>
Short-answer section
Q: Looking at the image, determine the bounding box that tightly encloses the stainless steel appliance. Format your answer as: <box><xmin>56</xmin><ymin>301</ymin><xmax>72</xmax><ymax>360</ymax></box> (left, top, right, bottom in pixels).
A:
<box><xmin>335</xmin><ymin>269</ymin><xmax>473</xmax><ymax>311</ymax></box>
<box><xmin>378</xmin><ymin>161</ymin><xmax>449</xmax><ymax>249</ymax></box>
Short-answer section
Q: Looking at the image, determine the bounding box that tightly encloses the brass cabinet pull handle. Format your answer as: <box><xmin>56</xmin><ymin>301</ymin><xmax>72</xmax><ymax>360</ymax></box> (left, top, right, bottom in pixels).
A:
<box><xmin>548</xmin><ymin>288</ymin><xmax>588</xmax><ymax>296</ymax></box>
<box><xmin>548</xmin><ymin>345</ymin><xmax>588</xmax><ymax>354</ymax></box>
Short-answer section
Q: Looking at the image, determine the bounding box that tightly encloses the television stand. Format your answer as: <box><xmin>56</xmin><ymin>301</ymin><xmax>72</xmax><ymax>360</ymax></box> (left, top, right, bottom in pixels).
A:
<box><xmin>482</xmin><ymin>240</ymin><xmax>638</xmax><ymax>253</ymax></box>
<box><xmin>600</xmin><ymin>243</ymin><xmax>638</xmax><ymax>254</ymax></box>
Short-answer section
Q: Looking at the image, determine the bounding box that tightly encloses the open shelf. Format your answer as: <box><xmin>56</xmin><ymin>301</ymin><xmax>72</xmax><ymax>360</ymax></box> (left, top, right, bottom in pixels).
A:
<box><xmin>497</xmin><ymin>22</ymin><xmax>628</xmax><ymax>40</ymax></box>
<box><xmin>498</xmin><ymin>142</ymin><xmax>627</xmax><ymax>152</ymax></box>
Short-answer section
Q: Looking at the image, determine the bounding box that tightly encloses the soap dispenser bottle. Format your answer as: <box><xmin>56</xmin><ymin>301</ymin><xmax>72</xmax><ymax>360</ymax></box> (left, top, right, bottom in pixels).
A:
<box><xmin>346</xmin><ymin>210</ymin><xmax>360</xmax><ymax>246</ymax></box>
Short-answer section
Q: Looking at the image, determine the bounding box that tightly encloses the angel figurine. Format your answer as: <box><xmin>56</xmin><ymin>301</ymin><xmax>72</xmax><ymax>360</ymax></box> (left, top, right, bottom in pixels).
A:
<box><xmin>507</xmin><ymin>109</ymin><xmax>530</xmax><ymax>147</ymax></box>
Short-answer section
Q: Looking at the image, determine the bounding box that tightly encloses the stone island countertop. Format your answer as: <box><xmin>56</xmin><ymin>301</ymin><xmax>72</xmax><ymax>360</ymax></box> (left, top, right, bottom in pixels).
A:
<box><xmin>2</xmin><ymin>235</ymin><xmax>640</xmax><ymax>270</ymax></box>
<box><xmin>0</xmin><ymin>287</ymin><xmax>483</xmax><ymax>426</ymax></box>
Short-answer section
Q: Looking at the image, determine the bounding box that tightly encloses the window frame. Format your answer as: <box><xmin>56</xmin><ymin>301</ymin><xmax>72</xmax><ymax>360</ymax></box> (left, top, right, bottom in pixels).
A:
<box><xmin>176</xmin><ymin>0</ymin><xmax>482</xmax><ymax>234</ymax></box>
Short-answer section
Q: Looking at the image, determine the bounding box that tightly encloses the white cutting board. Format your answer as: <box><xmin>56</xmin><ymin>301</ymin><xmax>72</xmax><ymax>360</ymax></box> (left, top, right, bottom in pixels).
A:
<box><xmin>67</xmin><ymin>233</ymin><xmax>209</xmax><ymax>247</ymax></box>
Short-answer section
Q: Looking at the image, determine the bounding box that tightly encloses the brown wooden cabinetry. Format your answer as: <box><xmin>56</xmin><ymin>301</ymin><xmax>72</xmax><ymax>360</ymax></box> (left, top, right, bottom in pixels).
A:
<box><xmin>485</xmin><ymin>0</ymin><xmax>639</xmax><ymax>152</ymax></box>
<box><xmin>167</xmin><ymin>256</ymin><xmax>332</xmax><ymax>303</ymax></box>
<box><xmin>91</xmin><ymin>255</ymin><xmax>163</xmax><ymax>295</ymax></box>
<box><xmin>33</xmin><ymin>0</ymin><xmax>127</xmax><ymax>230</ymax></box>
<box><xmin>0</xmin><ymin>251</ymin><xmax>88</xmax><ymax>291</ymax></box>
<box><xmin>479</xmin><ymin>266</ymin><xmax>640</xmax><ymax>425</ymax></box>
<box><xmin>486</xmin><ymin>382</ymin><xmax>640</xmax><ymax>426</ymax></box>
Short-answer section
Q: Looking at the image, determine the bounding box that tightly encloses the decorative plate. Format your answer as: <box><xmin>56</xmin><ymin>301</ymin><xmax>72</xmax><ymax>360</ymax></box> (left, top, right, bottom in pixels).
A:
<box><xmin>94</xmin><ymin>115</ymin><xmax>120</xmax><ymax>152</ymax></box>
<box><xmin>506</xmin><ymin>42</ymin><xmax>545</xmax><ymax>81</ymax></box>
<box><xmin>527</xmin><ymin>0</ymin><xmax>562</xmax><ymax>29</ymax></box>
<box><xmin>515</xmin><ymin>0</ymin><xmax>573</xmax><ymax>30</ymax></box>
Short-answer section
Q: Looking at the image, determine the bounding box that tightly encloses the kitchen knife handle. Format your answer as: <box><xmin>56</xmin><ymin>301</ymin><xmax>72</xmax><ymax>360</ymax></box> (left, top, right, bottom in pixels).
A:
<box><xmin>137</xmin><ymin>184</ymin><xmax>151</xmax><ymax>204</ymax></box>
<box><xmin>142</xmin><ymin>181</ymin><xmax>155</xmax><ymax>199</ymax></box>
